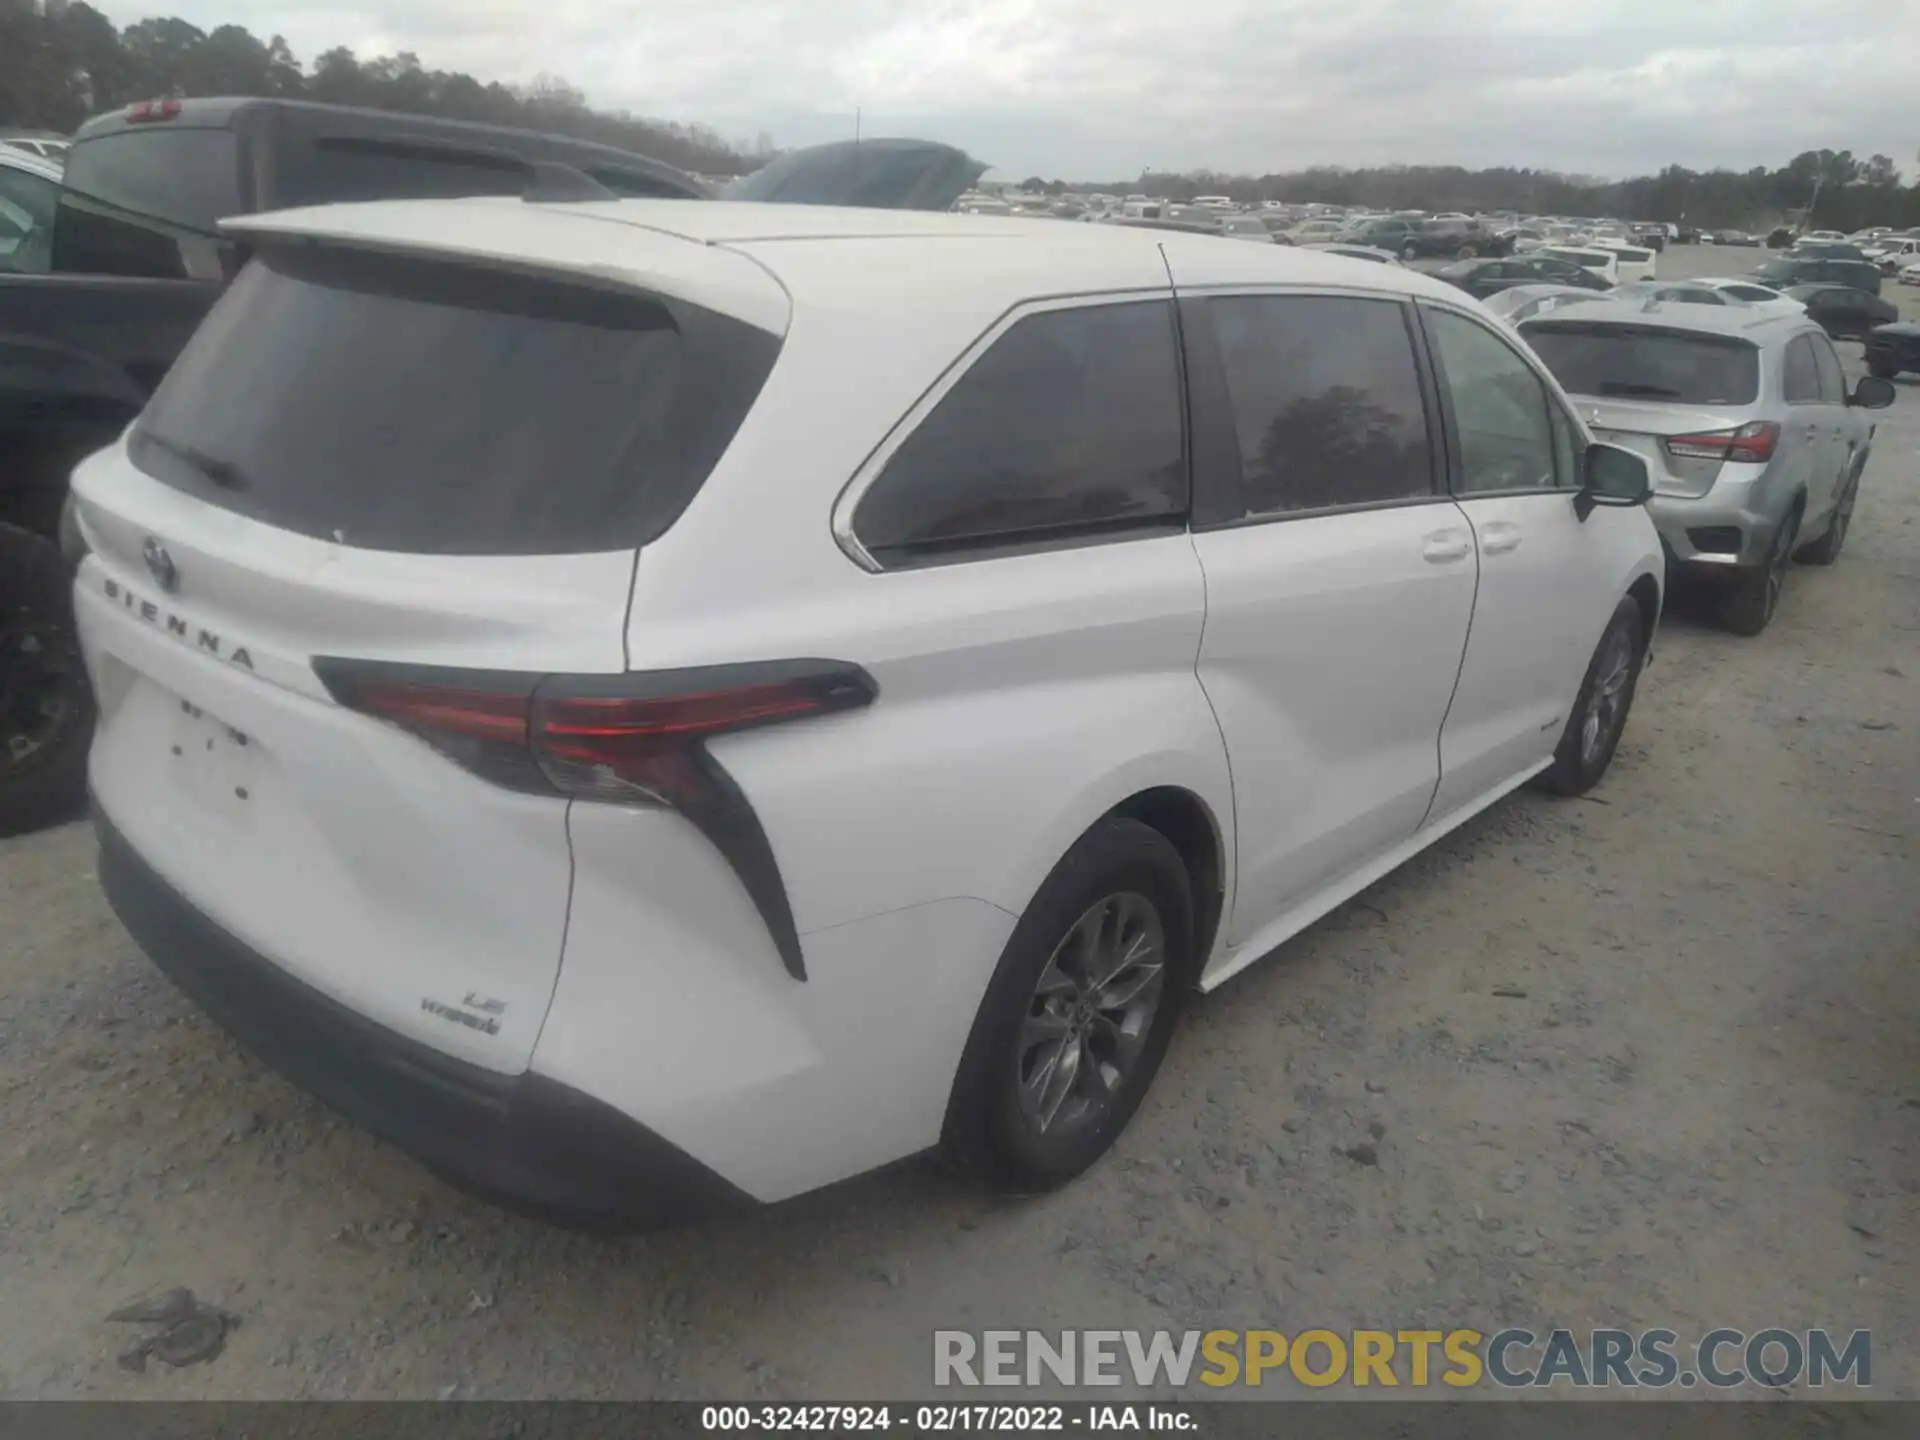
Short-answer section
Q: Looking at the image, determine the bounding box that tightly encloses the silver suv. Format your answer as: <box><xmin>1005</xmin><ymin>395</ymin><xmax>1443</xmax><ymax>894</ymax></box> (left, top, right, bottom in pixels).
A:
<box><xmin>1518</xmin><ymin>299</ymin><xmax>1896</xmax><ymax>633</ymax></box>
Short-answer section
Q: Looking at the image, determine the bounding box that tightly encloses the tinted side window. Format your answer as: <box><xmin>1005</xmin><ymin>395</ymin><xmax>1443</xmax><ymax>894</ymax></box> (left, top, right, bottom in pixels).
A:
<box><xmin>1782</xmin><ymin>336</ymin><xmax>1821</xmax><ymax>404</ymax></box>
<box><xmin>0</xmin><ymin>166</ymin><xmax>59</xmax><ymax>274</ymax></box>
<box><xmin>1426</xmin><ymin>308</ymin><xmax>1558</xmax><ymax>493</ymax></box>
<box><xmin>852</xmin><ymin>301</ymin><xmax>1185</xmax><ymax>564</ymax></box>
<box><xmin>1207</xmin><ymin>294</ymin><xmax>1433</xmax><ymax>516</ymax></box>
<box><xmin>1810</xmin><ymin>335</ymin><xmax>1847</xmax><ymax>404</ymax></box>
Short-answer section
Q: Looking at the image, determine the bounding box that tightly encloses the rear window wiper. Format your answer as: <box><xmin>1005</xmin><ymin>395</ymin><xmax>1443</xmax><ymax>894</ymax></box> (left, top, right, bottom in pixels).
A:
<box><xmin>139</xmin><ymin>430</ymin><xmax>251</xmax><ymax>491</ymax></box>
<box><xmin>1596</xmin><ymin>381</ymin><xmax>1684</xmax><ymax>399</ymax></box>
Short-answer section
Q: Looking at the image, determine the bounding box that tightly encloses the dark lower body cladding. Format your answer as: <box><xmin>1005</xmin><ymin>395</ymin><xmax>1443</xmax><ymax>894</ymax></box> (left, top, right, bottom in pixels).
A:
<box><xmin>93</xmin><ymin>810</ymin><xmax>754</xmax><ymax>1230</ymax></box>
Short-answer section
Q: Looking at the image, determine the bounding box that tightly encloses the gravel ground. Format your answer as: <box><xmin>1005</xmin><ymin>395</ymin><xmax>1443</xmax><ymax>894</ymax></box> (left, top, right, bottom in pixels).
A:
<box><xmin>1</xmin><ymin>262</ymin><xmax>1916</xmax><ymax>1400</ymax></box>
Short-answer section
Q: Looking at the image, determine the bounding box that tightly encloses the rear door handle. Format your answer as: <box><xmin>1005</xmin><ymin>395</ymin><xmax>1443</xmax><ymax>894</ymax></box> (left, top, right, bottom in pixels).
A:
<box><xmin>1480</xmin><ymin>522</ymin><xmax>1523</xmax><ymax>556</ymax></box>
<box><xmin>1422</xmin><ymin>529</ymin><xmax>1472</xmax><ymax>563</ymax></box>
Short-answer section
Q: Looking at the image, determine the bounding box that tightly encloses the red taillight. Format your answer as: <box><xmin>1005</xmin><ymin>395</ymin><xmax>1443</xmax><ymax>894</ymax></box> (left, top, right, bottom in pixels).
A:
<box><xmin>1662</xmin><ymin>421</ymin><xmax>1779</xmax><ymax>464</ymax></box>
<box><xmin>533</xmin><ymin>675</ymin><xmax>869</xmax><ymax>803</ymax></box>
<box><xmin>127</xmin><ymin>98</ymin><xmax>183</xmax><ymax>123</ymax></box>
<box><xmin>313</xmin><ymin>658</ymin><xmax>877</xmax><ymax>981</ymax></box>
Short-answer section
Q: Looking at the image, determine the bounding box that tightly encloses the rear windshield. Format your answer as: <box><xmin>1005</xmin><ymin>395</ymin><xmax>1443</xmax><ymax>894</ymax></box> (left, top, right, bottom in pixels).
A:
<box><xmin>62</xmin><ymin>127</ymin><xmax>243</xmax><ymax>229</ymax></box>
<box><xmin>1521</xmin><ymin>323</ymin><xmax>1760</xmax><ymax>405</ymax></box>
<box><xmin>131</xmin><ymin>246</ymin><xmax>780</xmax><ymax>555</ymax></box>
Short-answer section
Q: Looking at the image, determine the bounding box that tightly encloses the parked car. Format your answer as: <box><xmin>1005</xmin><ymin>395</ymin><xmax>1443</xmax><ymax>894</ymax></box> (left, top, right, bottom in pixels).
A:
<box><xmin>1673</xmin><ymin>225</ymin><xmax>1701</xmax><ymax>244</ymax></box>
<box><xmin>1504</xmin><ymin>253</ymin><xmax>1614</xmax><ymax>290</ymax></box>
<box><xmin>1744</xmin><ymin>255</ymin><xmax>1882</xmax><ymax>297</ymax></box>
<box><xmin>1217</xmin><ymin>215</ymin><xmax>1277</xmax><ymax>244</ymax></box>
<box><xmin>1480</xmin><ymin>284</ymin><xmax>1607</xmax><ymax>325</ymax></box>
<box><xmin>1535</xmin><ymin>246</ymin><xmax>1623</xmax><ymax>286</ymax></box>
<box><xmin>1900</xmin><ymin>260</ymin><xmax>1920</xmax><ymax>286</ymax></box>
<box><xmin>1303</xmin><ymin>242</ymin><xmax>1402</xmax><ymax>265</ymax></box>
<box><xmin>0</xmin><ymin>97</ymin><xmax>987</xmax><ymax>836</ymax></box>
<box><xmin>1433</xmin><ymin>257</ymin><xmax>1556</xmax><ymax>299</ymax></box>
<box><xmin>1257</xmin><ymin>214</ymin><xmax>1298</xmax><ymax>242</ymax></box>
<box><xmin>1863</xmin><ymin>236</ymin><xmax>1920</xmax><ymax>273</ymax></box>
<box><xmin>1332</xmin><ymin>216</ymin><xmax>1425</xmax><ymax>253</ymax></box>
<box><xmin>1407</xmin><ymin>218</ymin><xmax>1513</xmax><ymax>259</ymax></box>
<box><xmin>71</xmin><ymin>211</ymin><xmax>1663</xmax><ymax>1225</ymax></box>
<box><xmin>1628</xmin><ymin>223</ymin><xmax>1669</xmax><ymax>252</ymax></box>
<box><xmin>1783</xmin><ymin>284</ymin><xmax>1898</xmax><ymax>342</ymax></box>
<box><xmin>1518</xmin><ymin>301</ymin><xmax>1894</xmax><ymax>634</ymax></box>
<box><xmin>1592</xmin><ymin>241</ymin><xmax>1657</xmax><ymax>283</ymax></box>
<box><xmin>1285</xmin><ymin>218</ymin><xmax>1347</xmax><ymax>243</ymax></box>
<box><xmin>1790</xmin><ymin>240</ymin><xmax>1870</xmax><ymax>263</ymax></box>
<box><xmin>1689</xmin><ymin>277</ymin><xmax>1807</xmax><ymax>313</ymax></box>
<box><xmin>1803</xmin><ymin>230</ymin><xmax>1847</xmax><ymax>244</ymax></box>
<box><xmin>1711</xmin><ymin>229</ymin><xmax>1760</xmax><ymax>246</ymax></box>
<box><xmin>1864</xmin><ymin>322</ymin><xmax>1920</xmax><ymax>379</ymax></box>
<box><xmin>1608</xmin><ymin>282</ymin><xmax>1749</xmax><ymax>308</ymax></box>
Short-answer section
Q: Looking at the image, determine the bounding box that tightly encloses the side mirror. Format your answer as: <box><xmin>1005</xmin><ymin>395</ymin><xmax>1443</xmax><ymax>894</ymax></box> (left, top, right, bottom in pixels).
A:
<box><xmin>1849</xmin><ymin>375</ymin><xmax>1896</xmax><ymax>410</ymax></box>
<box><xmin>1575</xmin><ymin>442</ymin><xmax>1652</xmax><ymax>521</ymax></box>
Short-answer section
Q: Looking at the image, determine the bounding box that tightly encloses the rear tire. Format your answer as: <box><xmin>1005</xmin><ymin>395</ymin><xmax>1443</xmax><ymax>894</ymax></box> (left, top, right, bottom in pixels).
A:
<box><xmin>1796</xmin><ymin>471</ymin><xmax>1858</xmax><ymax>567</ymax></box>
<box><xmin>1718</xmin><ymin>507</ymin><xmax>1800</xmax><ymax>635</ymax></box>
<box><xmin>1539</xmin><ymin>597</ymin><xmax>1645</xmax><ymax>797</ymax></box>
<box><xmin>941</xmin><ymin>817</ymin><xmax>1192</xmax><ymax>1194</ymax></box>
<box><xmin>0</xmin><ymin>522</ymin><xmax>95</xmax><ymax>837</ymax></box>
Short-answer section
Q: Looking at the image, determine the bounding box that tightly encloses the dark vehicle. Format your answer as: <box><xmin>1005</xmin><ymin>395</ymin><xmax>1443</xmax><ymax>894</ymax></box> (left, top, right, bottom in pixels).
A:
<box><xmin>1785</xmin><ymin>284</ymin><xmax>1899</xmax><ymax>342</ymax></box>
<box><xmin>1746</xmin><ymin>255</ymin><xmax>1882</xmax><ymax>297</ymax></box>
<box><xmin>1257</xmin><ymin>213</ymin><xmax>1297</xmax><ymax>242</ymax></box>
<box><xmin>1767</xmin><ymin>227</ymin><xmax>1795</xmax><ymax>249</ymax></box>
<box><xmin>1433</xmin><ymin>256</ymin><xmax>1582</xmax><ymax>298</ymax></box>
<box><xmin>1791</xmin><ymin>240</ymin><xmax>1870</xmax><ymax>263</ymax></box>
<box><xmin>1332</xmin><ymin>216</ymin><xmax>1424</xmax><ymax>253</ymax></box>
<box><xmin>0</xmin><ymin>97</ymin><xmax>984</xmax><ymax>835</ymax></box>
<box><xmin>1674</xmin><ymin>225</ymin><xmax>1701</xmax><ymax>244</ymax></box>
<box><xmin>1509</xmin><ymin>253</ymin><xmax>1615</xmax><ymax>289</ymax></box>
<box><xmin>1864</xmin><ymin>321</ymin><xmax>1920</xmax><ymax>379</ymax></box>
<box><xmin>1629</xmin><ymin>223</ymin><xmax>1669</xmax><ymax>252</ymax></box>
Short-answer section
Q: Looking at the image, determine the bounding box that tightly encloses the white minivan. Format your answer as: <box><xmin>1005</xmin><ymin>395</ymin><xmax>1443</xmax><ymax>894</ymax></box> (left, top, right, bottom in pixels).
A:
<box><xmin>73</xmin><ymin>199</ymin><xmax>1665</xmax><ymax>1226</ymax></box>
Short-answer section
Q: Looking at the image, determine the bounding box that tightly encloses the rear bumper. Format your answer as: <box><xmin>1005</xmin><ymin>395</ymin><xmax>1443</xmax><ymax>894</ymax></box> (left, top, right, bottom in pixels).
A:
<box><xmin>1647</xmin><ymin>488</ymin><xmax>1785</xmax><ymax>570</ymax></box>
<box><xmin>95</xmin><ymin>809</ymin><xmax>755</xmax><ymax>1230</ymax></box>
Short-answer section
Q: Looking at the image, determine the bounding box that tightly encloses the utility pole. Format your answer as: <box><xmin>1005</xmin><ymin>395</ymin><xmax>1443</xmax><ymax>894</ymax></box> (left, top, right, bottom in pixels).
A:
<box><xmin>854</xmin><ymin>106</ymin><xmax>861</xmax><ymax>145</ymax></box>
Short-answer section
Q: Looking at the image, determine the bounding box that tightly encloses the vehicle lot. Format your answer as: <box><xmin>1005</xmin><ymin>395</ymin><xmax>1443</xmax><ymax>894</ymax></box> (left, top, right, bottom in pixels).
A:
<box><xmin>2</xmin><ymin>278</ymin><xmax>1917</xmax><ymax>1402</ymax></box>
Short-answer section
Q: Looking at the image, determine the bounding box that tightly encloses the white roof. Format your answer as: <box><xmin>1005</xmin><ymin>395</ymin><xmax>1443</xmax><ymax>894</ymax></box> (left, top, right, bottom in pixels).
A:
<box><xmin>228</xmin><ymin>196</ymin><xmax>1469</xmax><ymax>336</ymax></box>
<box><xmin>0</xmin><ymin>145</ymin><xmax>63</xmax><ymax>182</ymax></box>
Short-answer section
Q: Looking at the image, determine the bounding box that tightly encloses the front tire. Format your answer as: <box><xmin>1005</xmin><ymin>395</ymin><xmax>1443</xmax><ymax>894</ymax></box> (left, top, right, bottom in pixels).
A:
<box><xmin>941</xmin><ymin>817</ymin><xmax>1192</xmax><ymax>1194</ymax></box>
<box><xmin>0</xmin><ymin>522</ymin><xmax>95</xmax><ymax>837</ymax></box>
<box><xmin>1540</xmin><ymin>597</ymin><xmax>1645</xmax><ymax>797</ymax></box>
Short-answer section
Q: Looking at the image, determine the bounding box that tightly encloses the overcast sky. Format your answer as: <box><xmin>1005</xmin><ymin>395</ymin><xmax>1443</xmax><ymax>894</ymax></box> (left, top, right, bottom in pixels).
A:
<box><xmin>157</xmin><ymin>0</ymin><xmax>1920</xmax><ymax>180</ymax></box>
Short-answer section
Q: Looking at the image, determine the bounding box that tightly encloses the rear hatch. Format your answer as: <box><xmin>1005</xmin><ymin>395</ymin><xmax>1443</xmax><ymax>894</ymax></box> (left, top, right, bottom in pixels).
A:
<box><xmin>1520</xmin><ymin>318</ymin><xmax>1764</xmax><ymax>496</ymax></box>
<box><xmin>72</xmin><ymin>218</ymin><xmax>785</xmax><ymax>1070</ymax></box>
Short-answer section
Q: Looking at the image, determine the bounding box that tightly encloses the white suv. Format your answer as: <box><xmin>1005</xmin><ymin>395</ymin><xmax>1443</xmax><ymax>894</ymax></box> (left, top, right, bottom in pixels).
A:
<box><xmin>71</xmin><ymin>198</ymin><xmax>1665</xmax><ymax>1226</ymax></box>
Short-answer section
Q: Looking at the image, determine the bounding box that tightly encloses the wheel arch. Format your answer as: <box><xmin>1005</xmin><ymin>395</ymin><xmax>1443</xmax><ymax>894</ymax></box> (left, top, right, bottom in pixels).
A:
<box><xmin>995</xmin><ymin>756</ymin><xmax>1236</xmax><ymax>986</ymax></box>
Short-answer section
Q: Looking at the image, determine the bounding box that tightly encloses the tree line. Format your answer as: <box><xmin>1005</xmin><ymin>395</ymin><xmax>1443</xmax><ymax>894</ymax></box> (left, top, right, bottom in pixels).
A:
<box><xmin>1032</xmin><ymin>148</ymin><xmax>1920</xmax><ymax>232</ymax></box>
<box><xmin>0</xmin><ymin>0</ymin><xmax>768</xmax><ymax>176</ymax></box>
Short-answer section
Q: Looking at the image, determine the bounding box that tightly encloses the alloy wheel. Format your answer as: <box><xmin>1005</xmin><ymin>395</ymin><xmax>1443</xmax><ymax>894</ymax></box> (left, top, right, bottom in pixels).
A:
<box><xmin>1015</xmin><ymin>892</ymin><xmax>1167</xmax><ymax>1138</ymax></box>
<box><xmin>1579</xmin><ymin>623</ymin><xmax>1635</xmax><ymax>765</ymax></box>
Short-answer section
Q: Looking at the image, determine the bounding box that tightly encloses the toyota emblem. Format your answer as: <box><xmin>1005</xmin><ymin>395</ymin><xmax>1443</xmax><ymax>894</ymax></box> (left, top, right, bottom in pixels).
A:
<box><xmin>143</xmin><ymin>537</ymin><xmax>179</xmax><ymax>594</ymax></box>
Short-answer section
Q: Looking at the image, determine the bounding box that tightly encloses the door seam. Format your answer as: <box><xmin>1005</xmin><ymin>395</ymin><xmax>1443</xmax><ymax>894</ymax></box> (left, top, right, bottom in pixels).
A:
<box><xmin>1419</xmin><ymin>502</ymin><xmax>1482</xmax><ymax>832</ymax></box>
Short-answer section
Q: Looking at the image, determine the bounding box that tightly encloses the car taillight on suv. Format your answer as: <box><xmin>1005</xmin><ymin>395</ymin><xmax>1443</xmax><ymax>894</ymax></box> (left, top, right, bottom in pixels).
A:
<box><xmin>1662</xmin><ymin>422</ymin><xmax>1781</xmax><ymax>464</ymax></box>
<box><xmin>315</xmin><ymin>657</ymin><xmax>876</xmax><ymax>980</ymax></box>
